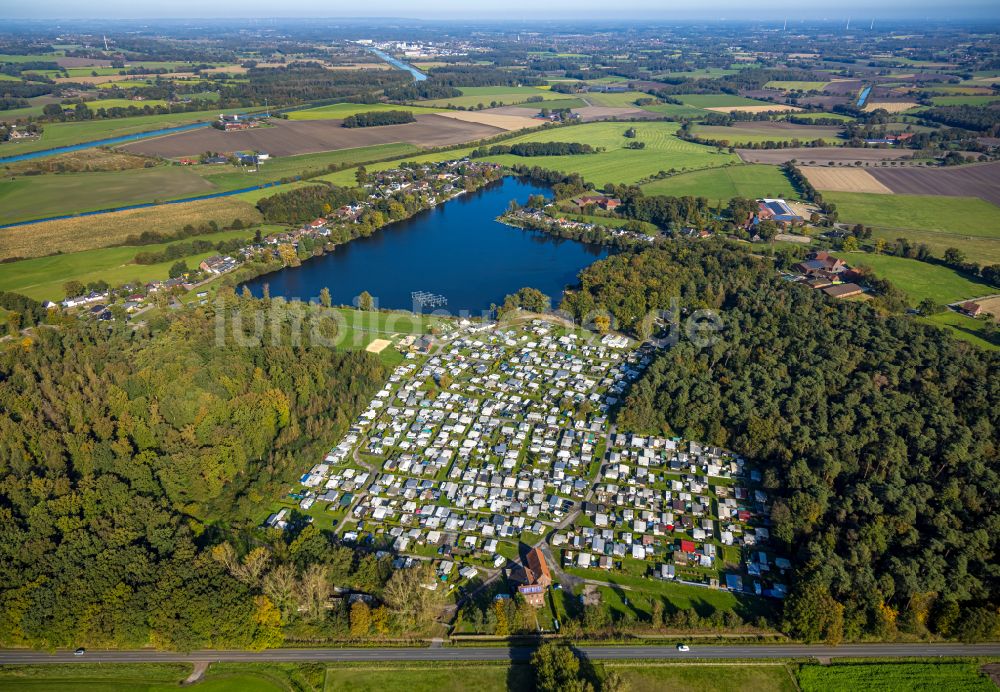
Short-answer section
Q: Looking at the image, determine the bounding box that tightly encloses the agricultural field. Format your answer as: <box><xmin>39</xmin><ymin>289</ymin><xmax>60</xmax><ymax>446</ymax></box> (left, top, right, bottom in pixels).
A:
<box><xmin>863</xmin><ymin>101</ymin><xmax>920</xmax><ymax>113</ymax></box>
<box><xmin>780</xmin><ymin>111</ymin><xmax>856</xmax><ymax>122</ymax></box>
<box><xmin>476</xmin><ymin>121</ymin><xmax>738</xmax><ymax>187</ymax></box>
<box><xmin>583</xmin><ymin>90</ymin><xmax>652</xmax><ymax>107</ymax></box>
<box><xmin>612</xmin><ymin>663</ymin><xmax>798</xmax><ymax>692</ymax></box>
<box><xmin>867</xmin><ymin>161</ymin><xmax>1000</xmax><ymax>206</ymax></box>
<box><xmin>825</xmin><ymin>192</ymin><xmax>1000</xmax><ymax>264</ymax></box>
<box><xmin>0</xmin><ymin>166</ymin><xmax>218</xmax><ymax>224</ymax></box>
<box><xmin>416</xmin><ymin>86</ymin><xmax>567</xmax><ymax>108</ymax></box>
<box><xmin>641</xmin><ymin>164</ymin><xmax>797</xmax><ymax>200</ymax></box>
<box><xmin>0</xmin><ymin>197</ymin><xmax>262</xmax><ymax>258</ymax></box>
<box><xmin>736</xmin><ymin>147</ymin><xmax>917</xmax><ymax>165</ymax></box>
<box><xmin>930</xmin><ymin>95</ymin><xmax>1000</xmax><ymax>106</ymax></box>
<box><xmin>0</xmin><ymin>227</ymin><xmax>261</xmax><ymax>301</ymax></box>
<box><xmin>85</xmin><ymin>98</ymin><xmax>170</xmax><ymax>110</ymax></box>
<box><xmin>677</xmin><ymin>94</ymin><xmax>785</xmax><ymax>109</ymax></box>
<box><xmin>286</xmin><ymin>102</ymin><xmax>446</xmax><ymax>120</ymax></box>
<box><xmin>325</xmin><ymin>663</ymin><xmax>527</xmax><ymax>692</ymax></box>
<box><xmin>121</xmin><ymin>116</ymin><xmax>502</xmax><ymax>158</ymax></box>
<box><xmin>0</xmin><ymin>108</ymin><xmax>243</xmax><ymax>155</ymax></box>
<box><xmin>432</xmin><ymin>109</ymin><xmax>540</xmax><ymax>130</ymax></box>
<box><xmin>691</xmin><ymin>122</ymin><xmax>844</xmax><ymax>145</ymax></box>
<box><xmin>764</xmin><ymin>80</ymin><xmax>829</xmax><ymax>90</ymax></box>
<box><xmin>512</xmin><ymin>97</ymin><xmax>589</xmax><ymax>110</ymax></box>
<box><xmin>639</xmin><ymin>102</ymin><xmax>714</xmax><ymax>118</ymax></box>
<box><xmin>801</xmin><ymin>167</ymin><xmax>894</xmax><ymax>194</ymax></box>
<box><xmin>835</xmin><ymin>252</ymin><xmax>998</xmax><ymax>305</ymax></box>
<box><xmin>797</xmin><ymin>662</ymin><xmax>998</xmax><ymax>692</ymax></box>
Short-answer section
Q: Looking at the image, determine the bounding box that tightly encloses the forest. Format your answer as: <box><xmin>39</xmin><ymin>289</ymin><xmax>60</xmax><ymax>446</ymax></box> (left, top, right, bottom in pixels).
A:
<box><xmin>563</xmin><ymin>242</ymin><xmax>1000</xmax><ymax>643</ymax></box>
<box><xmin>341</xmin><ymin>110</ymin><xmax>416</xmax><ymax>128</ymax></box>
<box><xmin>256</xmin><ymin>183</ymin><xmax>360</xmax><ymax>224</ymax></box>
<box><xmin>0</xmin><ymin>298</ymin><xmax>438</xmax><ymax>649</ymax></box>
<box><xmin>471</xmin><ymin>141</ymin><xmax>597</xmax><ymax>157</ymax></box>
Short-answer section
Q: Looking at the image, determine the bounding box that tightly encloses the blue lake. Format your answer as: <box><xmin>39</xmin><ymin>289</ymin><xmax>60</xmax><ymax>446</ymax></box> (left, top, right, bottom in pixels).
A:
<box><xmin>241</xmin><ymin>177</ymin><xmax>610</xmax><ymax>314</ymax></box>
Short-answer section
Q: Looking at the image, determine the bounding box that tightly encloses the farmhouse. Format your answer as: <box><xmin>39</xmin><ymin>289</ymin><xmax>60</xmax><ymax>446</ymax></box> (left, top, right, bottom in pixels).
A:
<box><xmin>513</xmin><ymin>547</ymin><xmax>552</xmax><ymax>607</ymax></box>
<box><xmin>822</xmin><ymin>283</ymin><xmax>864</xmax><ymax>299</ymax></box>
<box><xmin>756</xmin><ymin>198</ymin><xmax>804</xmax><ymax>227</ymax></box>
<box><xmin>960</xmin><ymin>300</ymin><xmax>984</xmax><ymax>317</ymax></box>
<box><xmin>571</xmin><ymin>195</ymin><xmax>622</xmax><ymax>212</ymax></box>
<box><xmin>794</xmin><ymin>250</ymin><xmax>846</xmax><ymax>278</ymax></box>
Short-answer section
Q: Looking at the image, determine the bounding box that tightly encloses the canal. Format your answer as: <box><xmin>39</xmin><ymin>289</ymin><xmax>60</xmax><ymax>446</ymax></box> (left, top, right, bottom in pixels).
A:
<box><xmin>241</xmin><ymin>177</ymin><xmax>610</xmax><ymax>314</ymax></box>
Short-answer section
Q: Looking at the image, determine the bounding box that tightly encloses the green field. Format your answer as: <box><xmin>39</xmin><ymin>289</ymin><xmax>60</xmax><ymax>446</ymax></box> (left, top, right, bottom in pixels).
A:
<box><xmin>583</xmin><ymin>91</ymin><xmax>651</xmax><ymax>107</ymax></box>
<box><xmin>0</xmin><ymin>664</ymin><xmax>285</xmax><ymax>692</ymax></box>
<box><xmin>676</xmin><ymin>94</ymin><xmax>786</xmax><ymax>109</ymax></box>
<box><xmin>0</xmin><ymin>228</ymin><xmax>259</xmax><ymax>300</ymax></box>
<box><xmin>417</xmin><ymin>86</ymin><xmax>568</xmax><ymax>108</ymax></box>
<box><xmin>930</xmin><ymin>95</ymin><xmax>1000</xmax><ymax>106</ymax></box>
<box><xmin>797</xmin><ymin>662</ymin><xmax>997</xmax><ymax>692</ymax></box>
<box><xmin>286</xmin><ymin>102</ymin><xmax>445</xmax><ymax>120</ymax></box>
<box><xmin>513</xmin><ymin>98</ymin><xmax>588</xmax><ymax>110</ymax></box>
<box><xmin>325</xmin><ymin>663</ymin><xmax>527</xmax><ymax>692</ymax></box>
<box><xmin>0</xmin><ymin>143</ymin><xmax>421</xmax><ymax>224</ymax></box>
<box><xmin>764</xmin><ymin>80</ymin><xmax>829</xmax><ymax>91</ymax></box>
<box><xmin>690</xmin><ymin>123</ymin><xmax>842</xmax><ymax>145</ymax></box>
<box><xmin>655</xmin><ymin>67</ymin><xmax>738</xmax><ymax>79</ymax></box>
<box><xmin>922</xmin><ymin>310</ymin><xmax>999</xmax><ymax>351</ymax></box>
<box><xmin>613</xmin><ymin>664</ymin><xmax>798</xmax><ymax>692</ymax></box>
<box><xmin>640</xmin><ymin>102</ymin><xmax>713</xmax><ymax>119</ymax></box>
<box><xmin>835</xmin><ymin>252</ymin><xmax>998</xmax><ymax>305</ymax></box>
<box><xmin>781</xmin><ymin>111</ymin><xmax>856</xmax><ymax>122</ymax></box>
<box><xmin>478</xmin><ymin>121</ymin><xmax>738</xmax><ymax>187</ymax></box>
<box><xmin>85</xmin><ymin>98</ymin><xmax>169</xmax><ymax>110</ymax></box>
<box><xmin>641</xmin><ymin>164</ymin><xmax>797</xmax><ymax>200</ymax></box>
<box><xmin>825</xmin><ymin>192</ymin><xmax>1000</xmax><ymax>263</ymax></box>
<box><xmin>0</xmin><ymin>108</ymin><xmax>246</xmax><ymax>155</ymax></box>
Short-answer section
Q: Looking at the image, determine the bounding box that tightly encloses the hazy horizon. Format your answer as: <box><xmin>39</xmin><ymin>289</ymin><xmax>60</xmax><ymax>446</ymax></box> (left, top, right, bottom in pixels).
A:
<box><xmin>5</xmin><ymin>0</ymin><xmax>1000</xmax><ymax>21</ymax></box>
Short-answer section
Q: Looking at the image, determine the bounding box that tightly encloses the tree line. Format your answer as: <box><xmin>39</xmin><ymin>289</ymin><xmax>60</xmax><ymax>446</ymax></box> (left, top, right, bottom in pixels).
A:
<box><xmin>342</xmin><ymin>110</ymin><xmax>416</xmax><ymax>128</ymax></box>
<box><xmin>471</xmin><ymin>141</ymin><xmax>596</xmax><ymax>158</ymax></box>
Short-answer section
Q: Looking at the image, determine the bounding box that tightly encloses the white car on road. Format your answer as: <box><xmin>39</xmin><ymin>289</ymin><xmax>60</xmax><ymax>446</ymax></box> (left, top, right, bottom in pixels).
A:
<box><xmin>676</xmin><ymin>644</ymin><xmax>690</xmax><ymax>652</ymax></box>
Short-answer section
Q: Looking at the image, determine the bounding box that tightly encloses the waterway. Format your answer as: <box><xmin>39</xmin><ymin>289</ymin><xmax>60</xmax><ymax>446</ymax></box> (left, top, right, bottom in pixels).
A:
<box><xmin>366</xmin><ymin>47</ymin><xmax>428</xmax><ymax>82</ymax></box>
<box><xmin>0</xmin><ymin>121</ymin><xmax>213</xmax><ymax>164</ymax></box>
<box><xmin>857</xmin><ymin>85</ymin><xmax>872</xmax><ymax>108</ymax></box>
<box><xmin>241</xmin><ymin>177</ymin><xmax>609</xmax><ymax>314</ymax></box>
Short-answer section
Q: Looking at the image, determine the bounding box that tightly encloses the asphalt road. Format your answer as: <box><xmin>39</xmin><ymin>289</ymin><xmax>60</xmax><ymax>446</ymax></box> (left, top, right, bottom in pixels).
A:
<box><xmin>0</xmin><ymin>643</ymin><xmax>998</xmax><ymax>665</ymax></box>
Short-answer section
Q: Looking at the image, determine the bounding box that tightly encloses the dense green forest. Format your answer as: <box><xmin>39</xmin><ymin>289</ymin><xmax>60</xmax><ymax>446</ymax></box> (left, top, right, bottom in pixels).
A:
<box><xmin>0</xmin><ymin>299</ymin><xmax>397</xmax><ymax>649</ymax></box>
<box><xmin>472</xmin><ymin>141</ymin><xmax>597</xmax><ymax>157</ymax></box>
<box><xmin>564</xmin><ymin>242</ymin><xmax>1000</xmax><ymax>643</ymax></box>
<box><xmin>341</xmin><ymin>110</ymin><xmax>416</xmax><ymax>128</ymax></box>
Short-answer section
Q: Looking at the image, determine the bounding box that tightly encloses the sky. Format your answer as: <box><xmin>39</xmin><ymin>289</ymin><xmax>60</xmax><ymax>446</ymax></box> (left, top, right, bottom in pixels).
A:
<box><xmin>6</xmin><ymin>0</ymin><xmax>1000</xmax><ymax>21</ymax></box>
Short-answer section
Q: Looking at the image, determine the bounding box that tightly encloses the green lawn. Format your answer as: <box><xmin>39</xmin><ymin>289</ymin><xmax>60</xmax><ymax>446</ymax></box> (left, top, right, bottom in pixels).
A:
<box><xmin>797</xmin><ymin>662</ymin><xmax>998</xmax><ymax>692</ymax></box>
<box><xmin>641</xmin><ymin>164</ymin><xmax>797</xmax><ymax>200</ymax></box>
<box><xmin>613</xmin><ymin>664</ymin><xmax>798</xmax><ymax>692</ymax></box>
<box><xmin>825</xmin><ymin>192</ymin><xmax>1000</xmax><ymax>264</ymax></box>
<box><xmin>0</xmin><ymin>663</ymin><xmax>284</xmax><ymax>692</ymax></box>
<box><xmin>286</xmin><ymin>102</ymin><xmax>445</xmax><ymax>120</ymax></box>
<box><xmin>835</xmin><ymin>252</ymin><xmax>998</xmax><ymax>305</ymax></box>
<box><xmin>0</xmin><ymin>228</ymin><xmax>258</xmax><ymax>300</ymax></box>
<box><xmin>0</xmin><ymin>108</ymin><xmax>246</xmax><ymax>155</ymax></box>
<box><xmin>478</xmin><ymin>121</ymin><xmax>738</xmax><ymax>187</ymax></box>
<box><xmin>780</xmin><ymin>111</ymin><xmax>855</xmax><ymax>122</ymax></box>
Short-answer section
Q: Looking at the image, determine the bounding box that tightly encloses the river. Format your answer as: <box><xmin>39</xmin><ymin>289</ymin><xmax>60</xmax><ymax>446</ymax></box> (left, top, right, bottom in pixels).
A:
<box><xmin>241</xmin><ymin>177</ymin><xmax>609</xmax><ymax>314</ymax></box>
<box><xmin>366</xmin><ymin>47</ymin><xmax>428</xmax><ymax>82</ymax></box>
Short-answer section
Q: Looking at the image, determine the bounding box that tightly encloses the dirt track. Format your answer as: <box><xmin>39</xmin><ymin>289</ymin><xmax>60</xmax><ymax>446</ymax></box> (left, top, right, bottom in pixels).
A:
<box><xmin>120</xmin><ymin>115</ymin><xmax>504</xmax><ymax>158</ymax></box>
<box><xmin>869</xmin><ymin>161</ymin><xmax>1000</xmax><ymax>206</ymax></box>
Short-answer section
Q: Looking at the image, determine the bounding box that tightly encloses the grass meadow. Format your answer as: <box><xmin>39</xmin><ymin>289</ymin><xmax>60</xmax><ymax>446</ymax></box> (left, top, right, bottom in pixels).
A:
<box><xmin>690</xmin><ymin>123</ymin><xmax>843</xmax><ymax>145</ymax></box>
<box><xmin>797</xmin><ymin>662</ymin><xmax>997</xmax><ymax>692</ymax></box>
<box><xmin>825</xmin><ymin>192</ymin><xmax>1000</xmax><ymax>264</ymax></box>
<box><xmin>0</xmin><ymin>227</ymin><xmax>261</xmax><ymax>301</ymax></box>
<box><xmin>612</xmin><ymin>663</ymin><xmax>798</xmax><ymax>692</ymax></box>
<box><xmin>286</xmin><ymin>102</ymin><xmax>445</xmax><ymax>120</ymax></box>
<box><xmin>417</xmin><ymin>86</ymin><xmax>569</xmax><ymax>108</ymax></box>
<box><xmin>641</xmin><ymin>164</ymin><xmax>797</xmax><ymax>200</ymax></box>
<box><xmin>835</xmin><ymin>252</ymin><xmax>998</xmax><ymax>305</ymax></box>
<box><xmin>478</xmin><ymin>121</ymin><xmax>738</xmax><ymax>186</ymax></box>
<box><xmin>675</xmin><ymin>93</ymin><xmax>783</xmax><ymax>109</ymax></box>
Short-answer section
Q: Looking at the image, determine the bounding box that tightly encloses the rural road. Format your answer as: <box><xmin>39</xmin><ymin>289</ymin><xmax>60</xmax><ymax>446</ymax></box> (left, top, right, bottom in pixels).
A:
<box><xmin>1</xmin><ymin>643</ymin><xmax>998</xmax><ymax>665</ymax></box>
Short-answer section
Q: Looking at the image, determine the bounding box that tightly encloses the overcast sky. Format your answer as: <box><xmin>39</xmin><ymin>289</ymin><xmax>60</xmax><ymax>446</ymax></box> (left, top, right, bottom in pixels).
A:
<box><xmin>6</xmin><ymin>0</ymin><xmax>1000</xmax><ymax>20</ymax></box>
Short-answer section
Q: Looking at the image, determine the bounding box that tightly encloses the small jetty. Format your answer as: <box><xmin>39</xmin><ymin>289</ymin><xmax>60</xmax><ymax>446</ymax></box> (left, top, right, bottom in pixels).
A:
<box><xmin>411</xmin><ymin>291</ymin><xmax>448</xmax><ymax>308</ymax></box>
